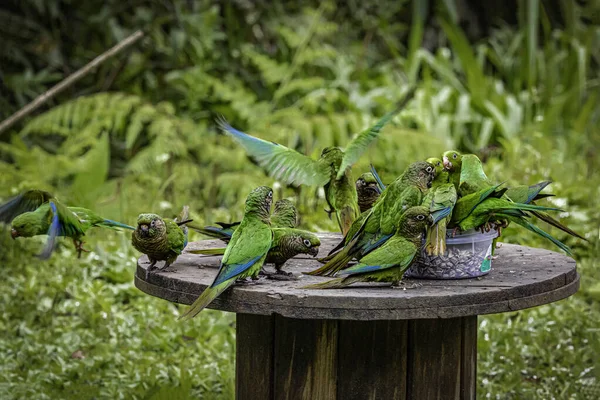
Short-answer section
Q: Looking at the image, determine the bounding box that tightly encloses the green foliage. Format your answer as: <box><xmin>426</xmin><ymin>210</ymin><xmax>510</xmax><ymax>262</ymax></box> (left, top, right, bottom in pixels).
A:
<box><xmin>0</xmin><ymin>0</ymin><xmax>599</xmax><ymax>398</ymax></box>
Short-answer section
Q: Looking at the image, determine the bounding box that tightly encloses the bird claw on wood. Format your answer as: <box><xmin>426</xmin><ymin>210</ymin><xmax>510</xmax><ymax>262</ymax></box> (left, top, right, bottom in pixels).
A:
<box><xmin>391</xmin><ymin>281</ymin><xmax>422</xmax><ymax>290</ymax></box>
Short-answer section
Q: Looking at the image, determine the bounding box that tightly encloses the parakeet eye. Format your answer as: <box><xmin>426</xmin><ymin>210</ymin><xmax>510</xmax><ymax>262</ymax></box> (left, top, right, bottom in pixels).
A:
<box><xmin>267</xmin><ymin>191</ymin><xmax>273</xmax><ymax>198</ymax></box>
<box><xmin>426</xmin><ymin>166</ymin><xmax>433</xmax><ymax>173</ymax></box>
<box><xmin>416</xmin><ymin>215</ymin><xmax>426</xmax><ymax>221</ymax></box>
<box><xmin>453</xmin><ymin>153</ymin><xmax>457</xmax><ymax>159</ymax></box>
<box><xmin>303</xmin><ymin>239</ymin><xmax>311</xmax><ymax>247</ymax></box>
<box><xmin>150</xmin><ymin>221</ymin><xmax>156</xmax><ymax>227</ymax></box>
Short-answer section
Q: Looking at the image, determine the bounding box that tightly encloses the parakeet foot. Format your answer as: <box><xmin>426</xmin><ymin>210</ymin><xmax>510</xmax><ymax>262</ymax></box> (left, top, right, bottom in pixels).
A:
<box><xmin>72</xmin><ymin>240</ymin><xmax>90</xmax><ymax>259</ymax></box>
<box><xmin>391</xmin><ymin>281</ymin><xmax>422</xmax><ymax>290</ymax></box>
<box><xmin>451</xmin><ymin>227</ymin><xmax>461</xmax><ymax>237</ymax></box>
<box><xmin>267</xmin><ymin>269</ymin><xmax>298</xmax><ymax>281</ymax></box>
<box><xmin>156</xmin><ymin>261</ymin><xmax>173</xmax><ymax>272</ymax></box>
<box><xmin>235</xmin><ymin>277</ymin><xmax>261</xmax><ymax>285</ymax></box>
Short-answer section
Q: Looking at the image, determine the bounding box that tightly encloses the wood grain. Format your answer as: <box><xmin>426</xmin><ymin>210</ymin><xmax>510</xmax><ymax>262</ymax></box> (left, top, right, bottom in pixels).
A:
<box><xmin>236</xmin><ymin>314</ymin><xmax>274</xmax><ymax>400</ymax></box>
<box><xmin>407</xmin><ymin>318</ymin><xmax>462</xmax><ymax>399</ymax></box>
<box><xmin>338</xmin><ymin>320</ymin><xmax>408</xmax><ymax>400</ymax></box>
<box><xmin>135</xmin><ymin>234</ymin><xmax>579</xmax><ymax>320</ymax></box>
<box><xmin>273</xmin><ymin>316</ymin><xmax>337</xmax><ymax>400</ymax></box>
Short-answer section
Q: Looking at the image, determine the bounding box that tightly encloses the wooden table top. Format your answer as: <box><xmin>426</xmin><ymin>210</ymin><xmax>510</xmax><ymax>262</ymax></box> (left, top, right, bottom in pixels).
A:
<box><xmin>134</xmin><ymin>233</ymin><xmax>579</xmax><ymax>320</ymax></box>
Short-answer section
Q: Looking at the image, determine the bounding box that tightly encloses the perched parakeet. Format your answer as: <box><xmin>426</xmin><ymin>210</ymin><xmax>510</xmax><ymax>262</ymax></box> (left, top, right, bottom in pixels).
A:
<box><xmin>1</xmin><ymin>189</ymin><xmax>134</xmax><ymax>259</ymax></box>
<box><xmin>422</xmin><ymin>158</ymin><xmax>457</xmax><ymax>256</ymax></box>
<box><xmin>190</xmin><ymin>199</ymin><xmax>297</xmax><ymax>241</ymax></box>
<box><xmin>356</xmin><ymin>172</ymin><xmax>382</xmax><ymax>213</ymax></box>
<box><xmin>305</xmin><ymin>206</ymin><xmax>432</xmax><ymax>289</ymax></box>
<box><xmin>217</xmin><ymin>90</ymin><xmax>414</xmax><ymax>236</ymax></box>
<box><xmin>132</xmin><ymin>206</ymin><xmax>192</xmax><ymax>274</ymax></box>
<box><xmin>308</xmin><ymin>161</ymin><xmax>435</xmax><ymax>276</ymax></box>
<box><xmin>190</xmin><ymin>228</ymin><xmax>320</xmax><ymax>276</ymax></box>
<box><xmin>443</xmin><ymin>150</ymin><xmax>586</xmax><ymax>241</ymax></box>
<box><xmin>449</xmin><ymin>192</ymin><xmax>572</xmax><ymax>255</ymax></box>
<box><xmin>179</xmin><ymin>186</ymin><xmax>274</xmax><ymax>320</ymax></box>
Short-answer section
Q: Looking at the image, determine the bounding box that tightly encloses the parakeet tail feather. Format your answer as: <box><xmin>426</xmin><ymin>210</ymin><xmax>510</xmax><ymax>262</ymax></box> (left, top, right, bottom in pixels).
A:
<box><xmin>303</xmin><ymin>276</ymin><xmax>363</xmax><ymax>289</ymax></box>
<box><xmin>179</xmin><ymin>281</ymin><xmax>232</xmax><ymax>320</ymax></box>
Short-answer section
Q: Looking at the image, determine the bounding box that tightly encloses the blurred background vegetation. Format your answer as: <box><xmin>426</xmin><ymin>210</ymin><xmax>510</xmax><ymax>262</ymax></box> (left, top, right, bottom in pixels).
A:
<box><xmin>0</xmin><ymin>0</ymin><xmax>598</xmax><ymax>398</ymax></box>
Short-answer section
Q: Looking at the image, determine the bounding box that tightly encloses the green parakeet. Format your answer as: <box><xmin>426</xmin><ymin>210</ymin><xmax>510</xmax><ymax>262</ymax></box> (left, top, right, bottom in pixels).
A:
<box><xmin>190</xmin><ymin>228</ymin><xmax>320</xmax><ymax>276</ymax></box>
<box><xmin>1</xmin><ymin>189</ymin><xmax>134</xmax><ymax>259</ymax></box>
<box><xmin>179</xmin><ymin>186</ymin><xmax>274</xmax><ymax>320</ymax></box>
<box><xmin>422</xmin><ymin>158</ymin><xmax>457</xmax><ymax>256</ymax></box>
<box><xmin>449</xmin><ymin>194</ymin><xmax>572</xmax><ymax>255</ymax></box>
<box><xmin>190</xmin><ymin>199</ymin><xmax>297</xmax><ymax>241</ymax></box>
<box><xmin>305</xmin><ymin>206</ymin><xmax>432</xmax><ymax>289</ymax></box>
<box><xmin>443</xmin><ymin>150</ymin><xmax>586</xmax><ymax>241</ymax></box>
<box><xmin>217</xmin><ymin>90</ymin><xmax>414</xmax><ymax>236</ymax></box>
<box><xmin>132</xmin><ymin>206</ymin><xmax>192</xmax><ymax>274</ymax></box>
<box><xmin>356</xmin><ymin>172</ymin><xmax>382</xmax><ymax>213</ymax></box>
<box><xmin>308</xmin><ymin>161</ymin><xmax>435</xmax><ymax>276</ymax></box>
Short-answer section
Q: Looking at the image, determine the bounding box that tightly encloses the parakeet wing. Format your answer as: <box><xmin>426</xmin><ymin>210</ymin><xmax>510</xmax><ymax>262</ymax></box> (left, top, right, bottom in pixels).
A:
<box><xmin>38</xmin><ymin>201</ymin><xmax>84</xmax><ymax>259</ymax></box>
<box><xmin>369</xmin><ymin>164</ymin><xmax>387</xmax><ymax>191</ymax></box>
<box><xmin>0</xmin><ymin>189</ymin><xmax>54</xmax><ymax>223</ymax></box>
<box><xmin>459</xmin><ymin>154</ymin><xmax>492</xmax><ymax>191</ymax></box>
<box><xmin>165</xmin><ymin>219</ymin><xmax>186</xmax><ymax>255</ymax></box>
<box><xmin>38</xmin><ymin>202</ymin><xmax>61</xmax><ymax>260</ymax></box>
<box><xmin>430</xmin><ymin>183</ymin><xmax>457</xmax><ymax>224</ymax></box>
<box><xmin>337</xmin><ymin>237</ymin><xmax>416</xmax><ymax>275</ymax></box>
<box><xmin>218</xmin><ymin>118</ymin><xmax>330</xmax><ymax>187</ymax></box>
<box><xmin>337</xmin><ymin>89</ymin><xmax>415</xmax><ymax>179</ymax></box>
<box><xmin>211</xmin><ymin>222</ymin><xmax>272</xmax><ymax>286</ymax></box>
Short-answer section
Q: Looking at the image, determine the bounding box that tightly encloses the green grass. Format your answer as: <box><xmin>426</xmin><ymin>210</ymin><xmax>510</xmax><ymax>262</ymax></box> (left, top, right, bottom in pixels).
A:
<box><xmin>1</xmin><ymin>1</ymin><xmax>599</xmax><ymax>398</ymax></box>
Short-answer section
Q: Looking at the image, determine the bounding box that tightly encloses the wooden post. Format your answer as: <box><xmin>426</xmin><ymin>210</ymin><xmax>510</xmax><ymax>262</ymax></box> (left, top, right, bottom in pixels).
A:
<box><xmin>235</xmin><ymin>315</ymin><xmax>477</xmax><ymax>400</ymax></box>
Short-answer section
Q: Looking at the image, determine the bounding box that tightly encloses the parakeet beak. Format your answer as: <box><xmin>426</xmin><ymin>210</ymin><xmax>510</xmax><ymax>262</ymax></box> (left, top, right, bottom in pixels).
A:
<box><xmin>10</xmin><ymin>228</ymin><xmax>19</xmax><ymax>239</ymax></box>
<box><xmin>442</xmin><ymin>156</ymin><xmax>452</xmax><ymax>170</ymax></box>
<box><xmin>309</xmin><ymin>247</ymin><xmax>320</xmax><ymax>257</ymax></box>
<box><xmin>138</xmin><ymin>224</ymin><xmax>149</xmax><ymax>236</ymax></box>
<box><xmin>371</xmin><ymin>184</ymin><xmax>382</xmax><ymax>194</ymax></box>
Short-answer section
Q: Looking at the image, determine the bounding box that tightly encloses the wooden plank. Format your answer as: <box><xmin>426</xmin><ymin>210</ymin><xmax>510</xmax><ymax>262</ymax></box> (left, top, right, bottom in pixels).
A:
<box><xmin>134</xmin><ymin>273</ymin><xmax>580</xmax><ymax>320</ymax></box>
<box><xmin>273</xmin><ymin>316</ymin><xmax>337</xmax><ymax>400</ymax></box>
<box><xmin>461</xmin><ymin>317</ymin><xmax>477</xmax><ymax>400</ymax></box>
<box><xmin>236</xmin><ymin>314</ymin><xmax>274</xmax><ymax>400</ymax></box>
<box><xmin>134</xmin><ymin>235</ymin><xmax>580</xmax><ymax>320</ymax></box>
<box><xmin>407</xmin><ymin>318</ymin><xmax>462</xmax><ymax>399</ymax></box>
<box><xmin>338</xmin><ymin>320</ymin><xmax>408</xmax><ymax>400</ymax></box>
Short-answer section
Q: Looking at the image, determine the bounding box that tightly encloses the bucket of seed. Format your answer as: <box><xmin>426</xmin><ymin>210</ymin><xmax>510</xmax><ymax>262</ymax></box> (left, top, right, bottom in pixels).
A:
<box><xmin>405</xmin><ymin>229</ymin><xmax>499</xmax><ymax>279</ymax></box>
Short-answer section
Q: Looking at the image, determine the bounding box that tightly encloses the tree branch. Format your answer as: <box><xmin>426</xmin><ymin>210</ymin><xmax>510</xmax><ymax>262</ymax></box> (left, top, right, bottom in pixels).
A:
<box><xmin>0</xmin><ymin>29</ymin><xmax>145</xmax><ymax>136</ymax></box>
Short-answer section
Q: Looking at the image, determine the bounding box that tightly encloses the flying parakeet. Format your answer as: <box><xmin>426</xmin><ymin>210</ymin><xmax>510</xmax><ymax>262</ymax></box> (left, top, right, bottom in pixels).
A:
<box><xmin>422</xmin><ymin>158</ymin><xmax>457</xmax><ymax>256</ymax></box>
<box><xmin>190</xmin><ymin>228</ymin><xmax>320</xmax><ymax>276</ymax></box>
<box><xmin>132</xmin><ymin>206</ymin><xmax>192</xmax><ymax>274</ymax></box>
<box><xmin>356</xmin><ymin>172</ymin><xmax>382</xmax><ymax>213</ymax></box>
<box><xmin>217</xmin><ymin>89</ymin><xmax>414</xmax><ymax>236</ymax></box>
<box><xmin>308</xmin><ymin>161</ymin><xmax>435</xmax><ymax>276</ymax></box>
<box><xmin>1</xmin><ymin>189</ymin><xmax>134</xmax><ymax>259</ymax></box>
<box><xmin>305</xmin><ymin>206</ymin><xmax>432</xmax><ymax>289</ymax></box>
<box><xmin>190</xmin><ymin>199</ymin><xmax>297</xmax><ymax>242</ymax></box>
<box><xmin>179</xmin><ymin>186</ymin><xmax>274</xmax><ymax>320</ymax></box>
<box><xmin>442</xmin><ymin>150</ymin><xmax>585</xmax><ymax>241</ymax></box>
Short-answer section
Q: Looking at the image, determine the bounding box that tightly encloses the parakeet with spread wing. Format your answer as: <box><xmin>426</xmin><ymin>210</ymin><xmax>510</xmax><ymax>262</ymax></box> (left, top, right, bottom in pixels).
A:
<box><xmin>1</xmin><ymin>189</ymin><xmax>134</xmax><ymax>259</ymax></box>
<box><xmin>218</xmin><ymin>89</ymin><xmax>415</xmax><ymax>235</ymax></box>
<box><xmin>131</xmin><ymin>206</ymin><xmax>192</xmax><ymax>275</ymax></box>
<box><xmin>179</xmin><ymin>186</ymin><xmax>274</xmax><ymax>320</ymax></box>
<box><xmin>304</xmin><ymin>206</ymin><xmax>432</xmax><ymax>289</ymax></box>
